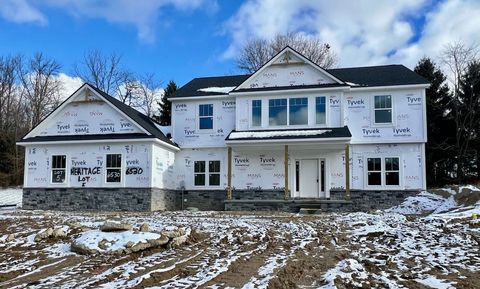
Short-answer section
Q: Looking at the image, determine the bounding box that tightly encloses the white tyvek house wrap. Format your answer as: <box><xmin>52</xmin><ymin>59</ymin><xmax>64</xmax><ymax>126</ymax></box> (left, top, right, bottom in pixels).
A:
<box><xmin>344</xmin><ymin>89</ymin><xmax>425</xmax><ymax>143</ymax></box>
<box><xmin>36</xmin><ymin>100</ymin><xmax>142</xmax><ymax>136</ymax></box>
<box><xmin>238</xmin><ymin>53</ymin><xmax>336</xmax><ymax>89</ymax></box>
<box><xmin>173</xmin><ymin>98</ymin><xmax>236</xmax><ymax>148</ymax></box>
<box><xmin>328</xmin><ymin>143</ymin><xmax>424</xmax><ymax>190</ymax></box>
<box><xmin>174</xmin><ymin>148</ymin><xmax>228</xmax><ymax>190</ymax></box>
<box><xmin>151</xmin><ymin>143</ymin><xmax>176</xmax><ymax>190</ymax></box>
<box><xmin>24</xmin><ymin>143</ymin><xmax>153</xmax><ymax>188</ymax></box>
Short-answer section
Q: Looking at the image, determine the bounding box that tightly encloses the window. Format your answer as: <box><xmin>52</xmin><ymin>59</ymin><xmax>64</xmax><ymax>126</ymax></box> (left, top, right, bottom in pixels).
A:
<box><xmin>194</xmin><ymin>161</ymin><xmax>205</xmax><ymax>186</ymax></box>
<box><xmin>367</xmin><ymin>157</ymin><xmax>400</xmax><ymax>187</ymax></box>
<box><xmin>252</xmin><ymin>100</ymin><xmax>262</xmax><ymax>127</ymax></box>
<box><xmin>385</xmin><ymin>157</ymin><xmax>400</xmax><ymax>186</ymax></box>
<box><xmin>199</xmin><ymin>104</ymin><xmax>213</xmax><ymax>130</ymax></box>
<box><xmin>106</xmin><ymin>154</ymin><xmax>122</xmax><ymax>183</ymax></box>
<box><xmin>289</xmin><ymin>98</ymin><xmax>308</xmax><ymax>125</ymax></box>
<box><xmin>269</xmin><ymin>99</ymin><xmax>287</xmax><ymax>126</ymax></box>
<box><xmin>316</xmin><ymin>97</ymin><xmax>326</xmax><ymax>124</ymax></box>
<box><xmin>51</xmin><ymin>155</ymin><xmax>66</xmax><ymax>183</ymax></box>
<box><xmin>194</xmin><ymin>160</ymin><xmax>221</xmax><ymax>186</ymax></box>
<box><xmin>209</xmin><ymin>161</ymin><xmax>220</xmax><ymax>186</ymax></box>
<box><xmin>374</xmin><ymin>95</ymin><xmax>392</xmax><ymax>124</ymax></box>
<box><xmin>367</xmin><ymin>158</ymin><xmax>381</xmax><ymax>186</ymax></box>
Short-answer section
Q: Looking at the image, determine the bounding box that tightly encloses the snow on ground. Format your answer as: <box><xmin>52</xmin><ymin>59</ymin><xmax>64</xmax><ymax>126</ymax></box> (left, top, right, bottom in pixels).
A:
<box><xmin>0</xmin><ymin>187</ymin><xmax>22</xmax><ymax>207</ymax></box>
<box><xmin>0</xmin><ymin>185</ymin><xmax>478</xmax><ymax>288</ymax></box>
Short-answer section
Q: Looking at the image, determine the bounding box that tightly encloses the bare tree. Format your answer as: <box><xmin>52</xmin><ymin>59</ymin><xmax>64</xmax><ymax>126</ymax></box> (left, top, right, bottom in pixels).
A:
<box><xmin>0</xmin><ymin>55</ymin><xmax>21</xmax><ymax>132</ymax></box>
<box><xmin>19</xmin><ymin>52</ymin><xmax>63</xmax><ymax>128</ymax></box>
<box><xmin>74</xmin><ymin>49</ymin><xmax>134</xmax><ymax>99</ymax></box>
<box><xmin>237</xmin><ymin>32</ymin><xmax>338</xmax><ymax>73</ymax></box>
<box><xmin>440</xmin><ymin>41</ymin><xmax>479</xmax><ymax>182</ymax></box>
<box><xmin>130</xmin><ymin>73</ymin><xmax>162</xmax><ymax>117</ymax></box>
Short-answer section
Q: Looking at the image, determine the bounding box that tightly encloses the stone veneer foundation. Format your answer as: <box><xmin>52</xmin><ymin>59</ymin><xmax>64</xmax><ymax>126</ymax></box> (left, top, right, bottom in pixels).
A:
<box><xmin>22</xmin><ymin>188</ymin><xmax>420</xmax><ymax>212</ymax></box>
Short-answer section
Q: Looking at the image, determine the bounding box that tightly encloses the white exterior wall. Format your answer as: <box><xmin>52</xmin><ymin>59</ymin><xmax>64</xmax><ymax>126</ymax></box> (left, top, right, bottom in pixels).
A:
<box><xmin>235</xmin><ymin>92</ymin><xmax>343</xmax><ymax>131</ymax></box>
<box><xmin>151</xmin><ymin>143</ymin><xmax>176</xmax><ymax>190</ymax></box>
<box><xmin>24</xmin><ymin>142</ymin><xmax>153</xmax><ymax>188</ymax></box>
<box><xmin>172</xmin><ymin>98</ymin><xmax>235</xmax><ymax>148</ymax></box>
<box><xmin>344</xmin><ymin>88</ymin><xmax>426</xmax><ymax>143</ymax></box>
<box><xmin>174</xmin><ymin>148</ymin><xmax>228</xmax><ymax>190</ymax></box>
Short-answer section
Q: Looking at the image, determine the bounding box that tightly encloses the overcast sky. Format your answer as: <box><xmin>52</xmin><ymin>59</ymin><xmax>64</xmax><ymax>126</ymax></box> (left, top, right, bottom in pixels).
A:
<box><xmin>0</xmin><ymin>0</ymin><xmax>479</xmax><ymax>94</ymax></box>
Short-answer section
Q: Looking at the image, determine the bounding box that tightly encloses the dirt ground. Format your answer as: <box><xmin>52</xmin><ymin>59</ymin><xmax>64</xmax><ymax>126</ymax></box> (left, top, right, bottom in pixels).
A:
<box><xmin>0</xmin><ymin>209</ymin><xmax>478</xmax><ymax>288</ymax></box>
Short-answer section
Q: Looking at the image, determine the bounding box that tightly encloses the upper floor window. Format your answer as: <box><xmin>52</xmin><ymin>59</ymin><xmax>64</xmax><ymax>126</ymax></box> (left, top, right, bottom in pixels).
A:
<box><xmin>51</xmin><ymin>155</ymin><xmax>66</xmax><ymax>183</ymax></box>
<box><xmin>289</xmin><ymin>97</ymin><xmax>308</xmax><ymax>125</ymax></box>
<box><xmin>199</xmin><ymin>104</ymin><xmax>213</xmax><ymax>130</ymax></box>
<box><xmin>316</xmin><ymin>96</ymin><xmax>326</xmax><ymax>124</ymax></box>
<box><xmin>106</xmin><ymin>154</ymin><xmax>122</xmax><ymax>183</ymax></box>
<box><xmin>269</xmin><ymin>99</ymin><xmax>287</xmax><ymax>126</ymax></box>
<box><xmin>374</xmin><ymin>95</ymin><xmax>392</xmax><ymax>124</ymax></box>
<box><xmin>252</xmin><ymin>100</ymin><xmax>262</xmax><ymax>127</ymax></box>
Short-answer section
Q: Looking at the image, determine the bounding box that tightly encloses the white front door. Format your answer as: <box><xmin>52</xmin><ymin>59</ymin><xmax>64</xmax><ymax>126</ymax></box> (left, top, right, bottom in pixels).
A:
<box><xmin>299</xmin><ymin>159</ymin><xmax>319</xmax><ymax>198</ymax></box>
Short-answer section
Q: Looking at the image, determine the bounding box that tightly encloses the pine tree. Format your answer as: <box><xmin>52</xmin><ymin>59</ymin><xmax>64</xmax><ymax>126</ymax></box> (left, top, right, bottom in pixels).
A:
<box><xmin>414</xmin><ymin>57</ymin><xmax>455</xmax><ymax>186</ymax></box>
<box><xmin>157</xmin><ymin>80</ymin><xmax>177</xmax><ymax>126</ymax></box>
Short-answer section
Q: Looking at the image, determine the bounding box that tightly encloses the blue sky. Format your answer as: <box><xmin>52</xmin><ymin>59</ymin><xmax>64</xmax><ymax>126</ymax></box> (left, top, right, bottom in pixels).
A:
<box><xmin>0</xmin><ymin>0</ymin><xmax>479</xmax><ymax>90</ymax></box>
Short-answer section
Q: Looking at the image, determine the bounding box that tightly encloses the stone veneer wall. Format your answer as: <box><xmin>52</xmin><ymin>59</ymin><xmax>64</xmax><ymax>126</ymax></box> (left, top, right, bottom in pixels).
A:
<box><xmin>23</xmin><ymin>188</ymin><xmax>177</xmax><ymax>211</ymax></box>
<box><xmin>329</xmin><ymin>189</ymin><xmax>420</xmax><ymax>211</ymax></box>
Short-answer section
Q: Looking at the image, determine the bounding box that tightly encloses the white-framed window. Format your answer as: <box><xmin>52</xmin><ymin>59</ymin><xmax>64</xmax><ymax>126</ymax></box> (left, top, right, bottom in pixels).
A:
<box><xmin>252</xmin><ymin>99</ymin><xmax>262</xmax><ymax>127</ymax></box>
<box><xmin>194</xmin><ymin>160</ymin><xmax>221</xmax><ymax>186</ymax></box>
<box><xmin>374</xmin><ymin>95</ymin><xmax>392</xmax><ymax>124</ymax></box>
<box><xmin>367</xmin><ymin>157</ymin><xmax>382</xmax><ymax>186</ymax></box>
<box><xmin>385</xmin><ymin>157</ymin><xmax>400</xmax><ymax>186</ymax></box>
<box><xmin>289</xmin><ymin>97</ymin><xmax>308</xmax><ymax>125</ymax></box>
<box><xmin>51</xmin><ymin>155</ymin><xmax>66</xmax><ymax>183</ymax></box>
<box><xmin>269</xmin><ymin>98</ymin><xmax>287</xmax><ymax>126</ymax></box>
<box><xmin>199</xmin><ymin>104</ymin><xmax>213</xmax><ymax>130</ymax></box>
<box><xmin>366</xmin><ymin>157</ymin><xmax>400</xmax><ymax>187</ymax></box>
<box><xmin>315</xmin><ymin>96</ymin><xmax>326</xmax><ymax>124</ymax></box>
<box><xmin>106</xmin><ymin>154</ymin><xmax>122</xmax><ymax>183</ymax></box>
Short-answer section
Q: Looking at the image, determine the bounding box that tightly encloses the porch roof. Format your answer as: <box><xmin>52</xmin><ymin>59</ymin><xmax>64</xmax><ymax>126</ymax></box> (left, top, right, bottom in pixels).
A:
<box><xmin>225</xmin><ymin>126</ymin><xmax>351</xmax><ymax>144</ymax></box>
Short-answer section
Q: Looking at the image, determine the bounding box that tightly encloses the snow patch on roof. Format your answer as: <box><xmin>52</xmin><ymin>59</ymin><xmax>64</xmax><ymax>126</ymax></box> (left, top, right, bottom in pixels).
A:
<box><xmin>345</xmin><ymin>81</ymin><xmax>360</xmax><ymax>86</ymax></box>
<box><xmin>197</xmin><ymin>86</ymin><xmax>236</xmax><ymax>93</ymax></box>
<box><xmin>228</xmin><ymin>129</ymin><xmax>332</xmax><ymax>139</ymax></box>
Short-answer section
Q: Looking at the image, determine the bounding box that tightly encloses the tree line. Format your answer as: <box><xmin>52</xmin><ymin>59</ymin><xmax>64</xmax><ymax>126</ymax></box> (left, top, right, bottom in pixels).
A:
<box><xmin>0</xmin><ymin>50</ymin><xmax>174</xmax><ymax>187</ymax></box>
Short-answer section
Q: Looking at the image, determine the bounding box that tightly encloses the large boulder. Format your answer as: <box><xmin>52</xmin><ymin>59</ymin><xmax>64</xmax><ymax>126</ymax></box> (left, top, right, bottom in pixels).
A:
<box><xmin>34</xmin><ymin>228</ymin><xmax>53</xmax><ymax>242</ymax></box>
<box><xmin>100</xmin><ymin>222</ymin><xmax>133</xmax><ymax>232</ymax></box>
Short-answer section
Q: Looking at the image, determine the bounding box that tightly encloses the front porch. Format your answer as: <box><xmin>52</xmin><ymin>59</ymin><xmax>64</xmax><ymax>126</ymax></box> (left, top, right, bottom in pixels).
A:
<box><xmin>224</xmin><ymin>127</ymin><xmax>353</xmax><ymax>202</ymax></box>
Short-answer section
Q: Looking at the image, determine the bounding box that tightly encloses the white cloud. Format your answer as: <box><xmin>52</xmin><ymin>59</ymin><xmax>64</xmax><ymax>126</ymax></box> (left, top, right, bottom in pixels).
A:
<box><xmin>56</xmin><ymin>73</ymin><xmax>83</xmax><ymax>99</ymax></box>
<box><xmin>0</xmin><ymin>0</ymin><xmax>218</xmax><ymax>42</ymax></box>
<box><xmin>223</xmin><ymin>0</ymin><xmax>480</xmax><ymax>69</ymax></box>
<box><xmin>0</xmin><ymin>0</ymin><xmax>47</xmax><ymax>25</ymax></box>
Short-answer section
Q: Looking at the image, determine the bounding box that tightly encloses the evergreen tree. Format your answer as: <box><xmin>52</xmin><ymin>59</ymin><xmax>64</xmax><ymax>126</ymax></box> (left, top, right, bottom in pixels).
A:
<box><xmin>157</xmin><ymin>80</ymin><xmax>177</xmax><ymax>126</ymax></box>
<box><xmin>414</xmin><ymin>57</ymin><xmax>455</xmax><ymax>186</ymax></box>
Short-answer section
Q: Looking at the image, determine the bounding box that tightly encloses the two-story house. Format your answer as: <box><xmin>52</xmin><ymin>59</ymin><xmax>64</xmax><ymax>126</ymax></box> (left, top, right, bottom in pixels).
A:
<box><xmin>18</xmin><ymin>46</ymin><xmax>428</xmax><ymax>212</ymax></box>
<box><xmin>170</xmin><ymin>46</ymin><xmax>428</xmax><ymax>211</ymax></box>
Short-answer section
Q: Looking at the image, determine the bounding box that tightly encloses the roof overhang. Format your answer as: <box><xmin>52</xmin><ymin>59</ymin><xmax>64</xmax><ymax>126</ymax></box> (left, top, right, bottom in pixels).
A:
<box><xmin>168</xmin><ymin>94</ymin><xmax>234</xmax><ymax>101</ymax></box>
<box><xmin>349</xmin><ymin>83</ymin><xmax>430</xmax><ymax>91</ymax></box>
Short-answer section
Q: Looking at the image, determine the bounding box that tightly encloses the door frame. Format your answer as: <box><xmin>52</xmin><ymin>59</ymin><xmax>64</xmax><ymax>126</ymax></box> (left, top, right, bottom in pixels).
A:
<box><xmin>294</xmin><ymin>158</ymin><xmax>326</xmax><ymax>198</ymax></box>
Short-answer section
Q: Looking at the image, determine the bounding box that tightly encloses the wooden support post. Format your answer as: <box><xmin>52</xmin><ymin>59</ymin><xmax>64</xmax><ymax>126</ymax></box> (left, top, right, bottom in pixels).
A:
<box><xmin>284</xmin><ymin>145</ymin><xmax>289</xmax><ymax>200</ymax></box>
<box><xmin>345</xmin><ymin>144</ymin><xmax>351</xmax><ymax>200</ymax></box>
<box><xmin>227</xmin><ymin>146</ymin><xmax>232</xmax><ymax>200</ymax></box>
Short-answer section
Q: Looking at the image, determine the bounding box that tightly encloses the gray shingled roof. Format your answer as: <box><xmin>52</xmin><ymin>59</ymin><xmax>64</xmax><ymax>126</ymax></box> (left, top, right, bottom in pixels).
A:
<box><xmin>171</xmin><ymin>64</ymin><xmax>428</xmax><ymax>98</ymax></box>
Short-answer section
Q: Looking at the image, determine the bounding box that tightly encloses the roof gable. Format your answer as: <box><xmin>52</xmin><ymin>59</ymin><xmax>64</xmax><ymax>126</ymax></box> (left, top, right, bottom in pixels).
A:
<box><xmin>234</xmin><ymin>46</ymin><xmax>344</xmax><ymax>91</ymax></box>
<box><xmin>21</xmin><ymin>84</ymin><xmax>176</xmax><ymax>147</ymax></box>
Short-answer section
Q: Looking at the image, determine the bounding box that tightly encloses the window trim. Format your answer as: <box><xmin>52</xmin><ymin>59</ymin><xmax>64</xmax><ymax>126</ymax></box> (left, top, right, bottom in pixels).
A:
<box><xmin>194</xmin><ymin>160</ymin><xmax>206</xmax><ymax>186</ymax></box>
<box><xmin>193</xmin><ymin>160</ymin><xmax>221</xmax><ymax>187</ymax></box>
<box><xmin>198</xmin><ymin>103</ymin><xmax>214</xmax><ymax>131</ymax></box>
<box><xmin>288</xmin><ymin>97</ymin><xmax>309</xmax><ymax>126</ymax></box>
<box><xmin>105</xmin><ymin>153</ymin><xmax>123</xmax><ymax>184</ymax></box>
<box><xmin>315</xmin><ymin>96</ymin><xmax>327</xmax><ymax>125</ymax></box>
<box><xmin>268</xmin><ymin>98</ymin><xmax>288</xmax><ymax>126</ymax></box>
<box><xmin>372</xmin><ymin>95</ymin><xmax>394</xmax><ymax>126</ymax></box>
<box><xmin>251</xmin><ymin>99</ymin><xmax>262</xmax><ymax>127</ymax></box>
<box><xmin>364</xmin><ymin>156</ymin><xmax>402</xmax><ymax>189</ymax></box>
<box><xmin>50</xmin><ymin>154</ymin><xmax>67</xmax><ymax>185</ymax></box>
